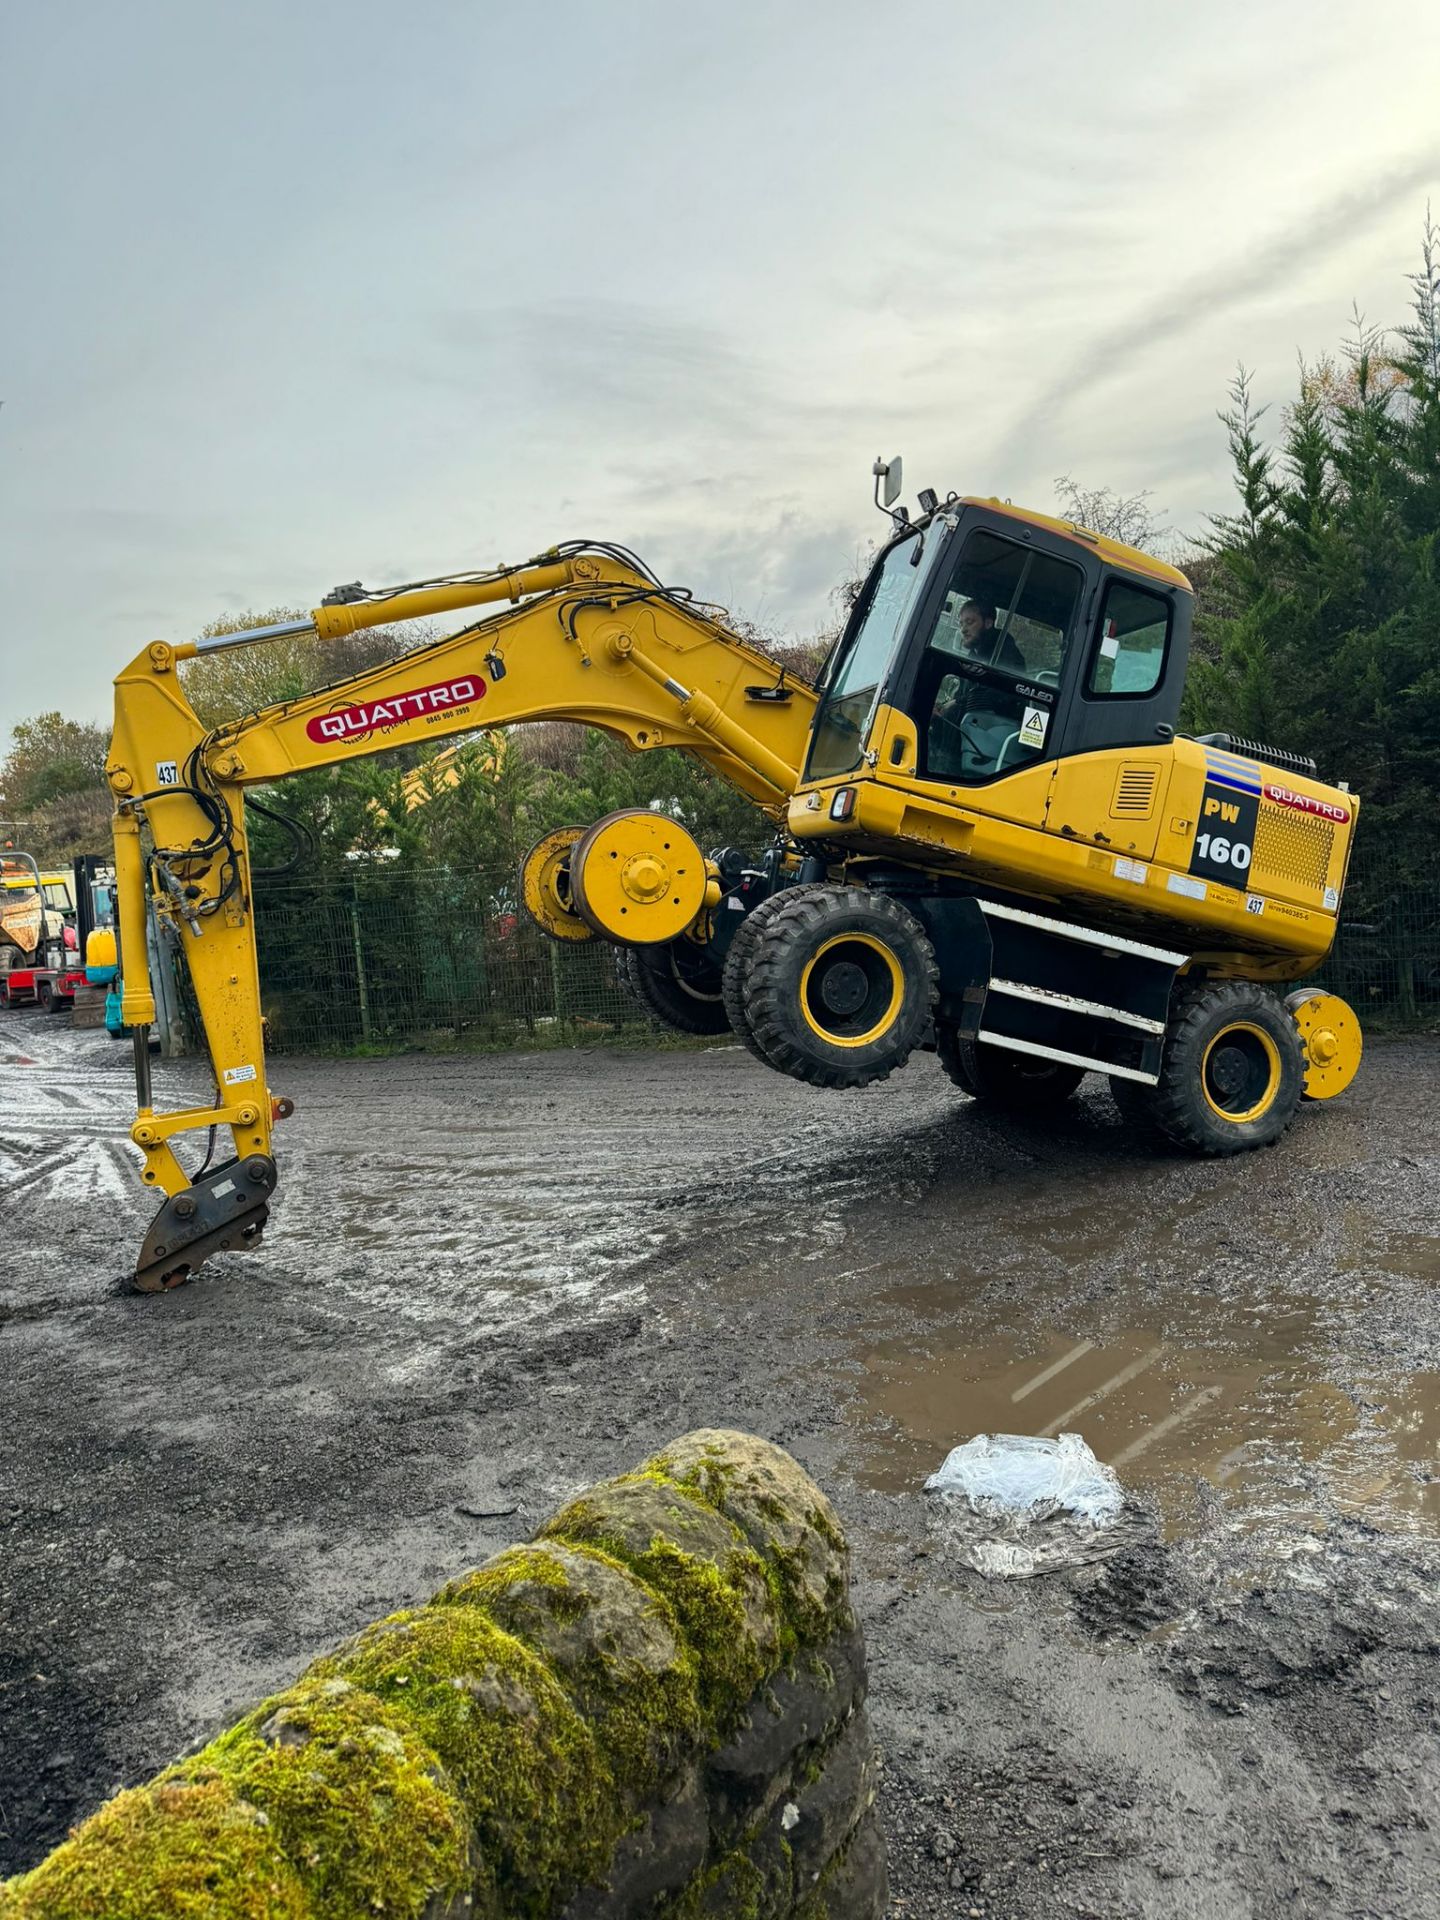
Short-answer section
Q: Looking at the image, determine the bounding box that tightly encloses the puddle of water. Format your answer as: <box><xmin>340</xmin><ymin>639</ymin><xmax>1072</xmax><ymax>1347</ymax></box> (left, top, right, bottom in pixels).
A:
<box><xmin>847</xmin><ymin>1302</ymin><xmax>1440</xmax><ymax>1539</ymax></box>
<box><xmin>1342</xmin><ymin>1230</ymin><xmax>1440</xmax><ymax>1284</ymax></box>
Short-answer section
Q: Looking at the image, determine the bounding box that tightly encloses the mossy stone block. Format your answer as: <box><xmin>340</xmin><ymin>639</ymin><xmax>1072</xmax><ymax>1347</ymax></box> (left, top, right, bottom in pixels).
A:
<box><xmin>180</xmin><ymin>1676</ymin><xmax>471</xmax><ymax>1920</ymax></box>
<box><xmin>0</xmin><ymin>1776</ymin><xmax>310</xmax><ymax>1920</ymax></box>
<box><xmin>792</xmin><ymin>1810</ymin><xmax>888</xmax><ymax>1920</ymax></box>
<box><xmin>434</xmin><ymin>1541</ymin><xmax>702</xmax><ymax>1796</ymax></box>
<box><xmin>654</xmin><ymin>1431</ymin><xmax>851</xmax><ymax>1650</ymax></box>
<box><xmin>305</xmin><ymin>1602</ymin><xmax>614</xmax><ymax>1912</ymax></box>
<box><xmin>539</xmin><ymin>1474</ymin><xmax>779</xmax><ymax>1733</ymax></box>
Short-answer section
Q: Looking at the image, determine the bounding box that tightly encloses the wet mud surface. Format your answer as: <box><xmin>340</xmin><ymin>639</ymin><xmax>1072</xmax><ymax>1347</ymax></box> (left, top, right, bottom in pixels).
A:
<box><xmin>2</xmin><ymin>1016</ymin><xmax>1439</xmax><ymax>1916</ymax></box>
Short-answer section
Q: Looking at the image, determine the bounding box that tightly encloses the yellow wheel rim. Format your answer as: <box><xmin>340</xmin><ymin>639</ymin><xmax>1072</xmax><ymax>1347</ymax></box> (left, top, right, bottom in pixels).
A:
<box><xmin>520</xmin><ymin>827</ymin><xmax>592</xmax><ymax>943</ymax></box>
<box><xmin>798</xmin><ymin>933</ymin><xmax>904</xmax><ymax>1049</ymax></box>
<box><xmin>1201</xmin><ymin>1020</ymin><xmax>1282</xmax><ymax>1124</ymax></box>
<box><xmin>569</xmin><ymin>810</ymin><xmax>708</xmax><ymax>945</ymax></box>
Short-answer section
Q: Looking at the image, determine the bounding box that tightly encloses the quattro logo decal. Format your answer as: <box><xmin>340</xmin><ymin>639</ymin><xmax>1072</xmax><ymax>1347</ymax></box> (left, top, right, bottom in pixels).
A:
<box><xmin>305</xmin><ymin>675</ymin><xmax>483</xmax><ymax>743</ymax></box>
<box><xmin>1262</xmin><ymin>782</ymin><xmax>1350</xmax><ymax>824</ymax></box>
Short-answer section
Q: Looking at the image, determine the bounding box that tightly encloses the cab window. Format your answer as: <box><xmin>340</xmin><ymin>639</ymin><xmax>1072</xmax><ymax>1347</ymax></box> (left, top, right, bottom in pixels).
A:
<box><xmin>1088</xmin><ymin>580</ymin><xmax>1170</xmax><ymax>697</ymax></box>
<box><xmin>910</xmin><ymin>531</ymin><xmax>1083</xmax><ymax>782</ymax></box>
<box><xmin>806</xmin><ymin>531</ymin><xmax>929</xmax><ymax>781</ymax></box>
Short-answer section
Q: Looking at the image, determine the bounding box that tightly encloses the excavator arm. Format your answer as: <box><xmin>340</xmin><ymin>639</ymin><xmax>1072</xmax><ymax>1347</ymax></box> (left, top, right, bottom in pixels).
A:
<box><xmin>107</xmin><ymin>545</ymin><xmax>817</xmax><ymax>1291</ymax></box>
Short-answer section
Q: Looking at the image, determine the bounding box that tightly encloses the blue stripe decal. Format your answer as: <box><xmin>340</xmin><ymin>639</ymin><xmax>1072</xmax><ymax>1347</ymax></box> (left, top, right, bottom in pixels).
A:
<box><xmin>1205</xmin><ymin>751</ymin><xmax>1261</xmax><ymax>794</ymax></box>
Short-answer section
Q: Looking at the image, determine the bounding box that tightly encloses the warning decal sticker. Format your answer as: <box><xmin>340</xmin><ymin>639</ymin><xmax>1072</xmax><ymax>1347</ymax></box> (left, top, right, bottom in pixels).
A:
<box><xmin>1018</xmin><ymin>705</ymin><xmax>1049</xmax><ymax>750</ymax></box>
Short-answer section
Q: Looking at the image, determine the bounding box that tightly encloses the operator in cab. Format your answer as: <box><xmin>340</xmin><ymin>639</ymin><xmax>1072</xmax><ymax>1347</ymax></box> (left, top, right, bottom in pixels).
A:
<box><xmin>959</xmin><ymin>600</ymin><xmax>1023</xmax><ymax>674</ymax></box>
<box><xmin>929</xmin><ymin>598</ymin><xmax>1028</xmax><ymax>775</ymax></box>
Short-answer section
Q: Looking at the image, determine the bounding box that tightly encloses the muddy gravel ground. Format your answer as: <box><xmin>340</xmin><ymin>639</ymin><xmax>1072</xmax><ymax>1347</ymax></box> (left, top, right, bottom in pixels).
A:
<box><xmin>2</xmin><ymin>1015</ymin><xmax>1439</xmax><ymax>1918</ymax></box>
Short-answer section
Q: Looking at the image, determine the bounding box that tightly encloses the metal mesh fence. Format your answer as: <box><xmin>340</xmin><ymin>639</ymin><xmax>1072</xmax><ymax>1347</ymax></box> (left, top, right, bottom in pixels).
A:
<box><xmin>248</xmin><ymin>848</ymin><xmax>1440</xmax><ymax>1055</ymax></box>
<box><xmin>253</xmin><ymin>866</ymin><xmax>646</xmax><ymax>1053</ymax></box>
<box><xmin>1315</xmin><ymin>854</ymin><xmax>1440</xmax><ymax>1029</ymax></box>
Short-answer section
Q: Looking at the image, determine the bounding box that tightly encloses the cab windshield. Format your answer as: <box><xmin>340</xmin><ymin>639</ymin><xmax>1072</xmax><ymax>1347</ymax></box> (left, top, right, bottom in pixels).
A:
<box><xmin>806</xmin><ymin>532</ymin><xmax>930</xmax><ymax>780</ymax></box>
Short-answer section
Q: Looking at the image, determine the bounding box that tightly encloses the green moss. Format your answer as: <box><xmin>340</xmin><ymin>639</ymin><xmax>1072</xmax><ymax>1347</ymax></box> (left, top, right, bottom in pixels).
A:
<box><xmin>650</xmin><ymin>1434</ymin><xmax>852</xmax><ymax>1654</ymax></box>
<box><xmin>436</xmin><ymin>1541</ymin><xmax>703</xmax><ymax>1801</ymax></box>
<box><xmin>304</xmin><ymin>1602</ymin><xmax>615</xmax><ymax>1914</ymax></box>
<box><xmin>176</xmin><ymin>1677</ymin><xmax>471</xmax><ymax>1920</ymax></box>
<box><xmin>435</xmin><ymin>1543</ymin><xmax>590</xmax><ymax>1621</ymax></box>
<box><xmin>0</xmin><ymin>1776</ymin><xmax>310</xmax><ymax>1920</ymax></box>
<box><xmin>658</xmin><ymin>1832</ymin><xmax>794</xmax><ymax>1920</ymax></box>
<box><xmin>540</xmin><ymin>1486</ymin><xmax>774</xmax><ymax>1738</ymax></box>
<box><xmin>657</xmin><ymin>1847</ymin><xmax>765</xmax><ymax>1920</ymax></box>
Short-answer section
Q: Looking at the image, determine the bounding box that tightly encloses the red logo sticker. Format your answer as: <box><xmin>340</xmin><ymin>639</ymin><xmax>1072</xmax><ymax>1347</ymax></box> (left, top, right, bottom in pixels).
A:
<box><xmin>305</xmin><ymin>675</ymin><xmax>483</xmax><ymax>744</ymax></box>
<box><xmin>1262</xmin><ymin>783</ymin><xmax>1350</xmax><ymax>824</ymax></box>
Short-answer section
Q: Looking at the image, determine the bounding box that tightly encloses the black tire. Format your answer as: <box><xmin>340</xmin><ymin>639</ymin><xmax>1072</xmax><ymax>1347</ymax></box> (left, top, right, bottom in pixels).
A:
<box><xmin>742</xmin><ymin>885</ymin><xmax>938</xmax><ymax>1090</ymax></box>
<box><xmin>621</xmin><ymin>939</ymin><xmax>730</xmax><ymax>1036</ymax></box>
<box><xmin>0</xmin><ymin>946</ymin><xmax>21</xmax><ymax>975</ymax></box>
<box><xmin>936</xmin><ymin>1021</ymin><xmax>1085</xmax><ymax>1107</ymax></box>
<box><xmin>37</xmin><ymin>980</ymin><xmax>56</xmax><ymax>1013</ymax></box>
<box><xmin>1108</xmin><ymin>1073</ymin><xmax>1163</xmax><ymax>1131</ymax></box>
<box><xmin>1149</xmin><ymin>981</ymin><xmax>1304</xmax><ymax>1155</ymax></box>
<box><xmin>720</xmin><ymin>888</ymin><xmax>808</xmax><ymax>1063</ymax></box>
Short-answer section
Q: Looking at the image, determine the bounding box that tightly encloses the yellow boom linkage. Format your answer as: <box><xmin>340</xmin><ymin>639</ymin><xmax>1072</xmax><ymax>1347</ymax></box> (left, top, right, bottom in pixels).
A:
<box><xmin>107</xmin><ymin>548</ymin><xmax>816</xmax><ymax>1291</ymax></box>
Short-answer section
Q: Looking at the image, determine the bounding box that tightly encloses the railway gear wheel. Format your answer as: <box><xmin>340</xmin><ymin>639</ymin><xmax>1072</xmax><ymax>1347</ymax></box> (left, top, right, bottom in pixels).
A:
<box><xmin>519</xmin><ymin>826</ymin><xmax>592</xmax><ymax>943</ymax></box>
<box><xmin>721</xmin><ymin>888</ymin><xmax>809</xmax><ymax>1063</ymax></box>
<box><xmin>621</xmin><ymin>939</ymin><xmax>730</xmax><ymax>1035</ymax></box>
<box><xmin>1150</xmin><ymin>981</ymin><xmax>1304</xmax><ymax>1154</ymax></box>
<box><xmin>1284</xmin><ymin>988</ymin><xmax>1363</xmax><ymax>1101</ymax></box>
<box><xmin>569</xmin><ymin>809</ymin><xmax>708</xmax><ymax>946</ymax></box>
<box><xmin>936</xmin><ymin>1021</ymin><xmax>1085</xmax><ymax>1107</ymax></box>
<box><xmin>743</xmin><ymin>885</ymin><xmax>937</xmax><ymax>1089</ymax></box>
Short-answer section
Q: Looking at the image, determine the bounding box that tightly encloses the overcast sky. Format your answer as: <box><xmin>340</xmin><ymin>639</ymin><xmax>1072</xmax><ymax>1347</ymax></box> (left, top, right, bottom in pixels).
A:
<box><xmin>3</xmin><ymin>0</ymin><xmax>1439</xmax><ymax>728</ymax></box>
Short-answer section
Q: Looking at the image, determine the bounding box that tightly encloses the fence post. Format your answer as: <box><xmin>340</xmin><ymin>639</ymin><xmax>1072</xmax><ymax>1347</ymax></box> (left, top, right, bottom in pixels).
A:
<box><xmin>350</xmin><ymin>885</ymin><xmax>373</xmax><ymax>1045</ymax></box>
<box><xmin>550</xmin><ymin>938</ymin><xmax>566</xmax><ymax>1028</ymax></box>
<box><xmin>1398</xmin><ymin>953</ymin><xmax>1417</xmax><ymax>1024</ymax></box>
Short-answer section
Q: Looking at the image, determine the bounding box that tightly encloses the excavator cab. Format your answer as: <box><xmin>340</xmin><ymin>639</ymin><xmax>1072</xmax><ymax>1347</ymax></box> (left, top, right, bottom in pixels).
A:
<box><xmin>802</xmin><ymin>500</ymin><xmax>1191</xmax><ymax>801</ymax></box>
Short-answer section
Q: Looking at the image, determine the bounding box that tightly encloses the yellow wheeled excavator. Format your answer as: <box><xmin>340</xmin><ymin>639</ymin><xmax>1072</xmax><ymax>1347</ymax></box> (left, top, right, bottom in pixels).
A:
<box><xmin>106</xmin><ymin>471</ymin><xmax>1362</xmax><ymax>1291</ymax></box>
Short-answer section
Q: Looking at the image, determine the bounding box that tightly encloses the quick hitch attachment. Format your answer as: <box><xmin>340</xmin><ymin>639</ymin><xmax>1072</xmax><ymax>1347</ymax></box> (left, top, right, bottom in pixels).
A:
<box><xmin>131</xmin><ymin>1154</ymin><xmax>278</xmax><ymax>1294</ymax></box>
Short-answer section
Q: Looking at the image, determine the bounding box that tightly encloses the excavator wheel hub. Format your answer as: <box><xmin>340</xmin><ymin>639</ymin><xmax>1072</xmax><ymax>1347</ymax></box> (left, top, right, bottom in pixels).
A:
<box><xmin>621</xmin><ymin>853</ymin><xmax>671</xmax><ymax>904</ymax></box>
<box><xmin>569</xmin><ymin>809</ymin><xmax>708</xmax><ymax>946</ymax></box>
<box><xmin>1284</xmin><ymin>989</ymin><xmax>1362</xmax><ymax>1100</ymax></box>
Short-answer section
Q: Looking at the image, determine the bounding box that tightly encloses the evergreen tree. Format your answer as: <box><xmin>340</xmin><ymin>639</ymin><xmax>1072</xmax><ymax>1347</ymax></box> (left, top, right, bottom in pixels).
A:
<box><xmin>1185</xmin><ymin>220</ymin><xmax>1440</xmax><ymax>881</ymax></box>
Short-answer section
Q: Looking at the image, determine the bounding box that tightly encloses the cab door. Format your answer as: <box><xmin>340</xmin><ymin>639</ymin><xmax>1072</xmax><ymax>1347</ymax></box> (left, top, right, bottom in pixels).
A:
<box><xmin>885</xmin><ymin>516</ymin><xmax>1091</xmax><ymax>833</ymax></box>
<box><xmin>1046</xmin><ymin>575</ymin><xmax>1190</xmax><ymax>860</ymax></box>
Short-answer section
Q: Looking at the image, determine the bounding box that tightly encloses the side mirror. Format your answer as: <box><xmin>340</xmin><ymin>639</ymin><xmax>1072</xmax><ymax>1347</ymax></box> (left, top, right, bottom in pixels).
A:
<box><xmin>872</xmin><ymin>455</ymin><xmax>903</xmax><ymax>511</ymax></box>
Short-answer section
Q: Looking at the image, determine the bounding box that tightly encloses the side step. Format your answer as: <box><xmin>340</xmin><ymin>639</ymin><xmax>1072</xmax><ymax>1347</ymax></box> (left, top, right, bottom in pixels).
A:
<box><xmin>921</xmin><ymin>898</ymin><xmax>1187</xmax><ymax>1083</ymax></box>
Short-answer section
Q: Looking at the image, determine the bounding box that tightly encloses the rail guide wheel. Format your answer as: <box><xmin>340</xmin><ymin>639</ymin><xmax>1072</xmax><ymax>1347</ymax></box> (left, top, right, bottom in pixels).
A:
<box><xmin>1284</xmin><ymin>989</ymin><xmax>1363</xmax><ymax>1101</ymax></box>
<box><xmin>519</xmin><ymin>826</ymin><xmax>593</xmax><ymax>942</ymax></box>
<box><xmin>568</xmin><ymin>809</ymin><xmax>709</xmax><ymax>946</ymax></box>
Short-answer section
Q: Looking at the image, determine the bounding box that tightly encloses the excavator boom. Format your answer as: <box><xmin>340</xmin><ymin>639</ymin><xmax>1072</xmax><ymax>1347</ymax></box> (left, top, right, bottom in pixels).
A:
<box><xmin>107</xmin><ymin>546</ymin><xmax>817</xmax><ymax>1290</ymax></box>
